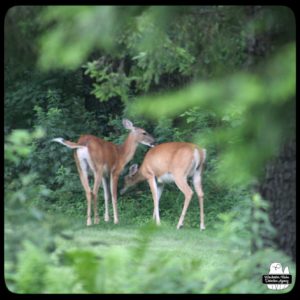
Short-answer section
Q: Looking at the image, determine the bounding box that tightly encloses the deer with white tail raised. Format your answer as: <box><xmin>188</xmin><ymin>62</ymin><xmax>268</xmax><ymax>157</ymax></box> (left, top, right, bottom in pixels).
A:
<box><xmin>52</xmin><ymin>119</ymin><xmax>155</xmax><ymax>226</ymax></box>
<box><xmin>121</xmin><ymin>142</ymin><xmax>206</xmax><ymax>230</ymax></box>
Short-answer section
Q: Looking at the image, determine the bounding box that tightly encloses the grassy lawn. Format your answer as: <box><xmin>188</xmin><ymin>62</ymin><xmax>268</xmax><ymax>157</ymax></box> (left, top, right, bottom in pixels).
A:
<box><xmin>57</xmin><ymin>223</ymin><xmax>228</xmax><ymax>267</ymax></box>
<box><xmin>44</xmin><ymin>217</ymin><xmax>293</xmax><ymax>294</ymax></box>
<box><xmin>5</xmin><ymin>212</ymin><xmax>295</xmax><ymax>294</ymax></box>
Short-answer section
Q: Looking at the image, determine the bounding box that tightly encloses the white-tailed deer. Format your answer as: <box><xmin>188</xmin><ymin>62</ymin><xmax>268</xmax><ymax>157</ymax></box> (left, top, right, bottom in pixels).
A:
<box><xmin>52</xmin><ymin>119</ymin><xmax>155</xmax><ymax>226</ymax></box>
<box><xmin>121</xmin><ymin>142</ymin><xmax>206</xmax><ymax>230</ymax></box>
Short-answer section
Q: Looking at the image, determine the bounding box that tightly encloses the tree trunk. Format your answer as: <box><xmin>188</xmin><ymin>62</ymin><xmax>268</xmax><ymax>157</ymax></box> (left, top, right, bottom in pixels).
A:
<box><xmin>257</xmin><ymin>138</ymin><xmax>296</xmax><ymax>261</ymax></box>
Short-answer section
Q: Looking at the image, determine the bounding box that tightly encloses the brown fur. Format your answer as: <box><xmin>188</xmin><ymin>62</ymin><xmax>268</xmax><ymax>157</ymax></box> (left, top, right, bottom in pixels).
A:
<box><xmin>122</xmin><ymin>142</ymin><xmax>206</xmax><ymax>230</ymax></box>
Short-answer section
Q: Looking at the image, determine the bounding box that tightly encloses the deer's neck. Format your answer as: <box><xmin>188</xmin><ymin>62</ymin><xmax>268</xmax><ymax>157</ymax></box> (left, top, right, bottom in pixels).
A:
<box><xmin>119</xmin><ymin>133</ymin><xmax>138</xmax><ymax>166</ymax></box>
<box><xmin>133</xmin><ymin>170</ymin><xmax>146</xmax><ymax>185</ymax></box>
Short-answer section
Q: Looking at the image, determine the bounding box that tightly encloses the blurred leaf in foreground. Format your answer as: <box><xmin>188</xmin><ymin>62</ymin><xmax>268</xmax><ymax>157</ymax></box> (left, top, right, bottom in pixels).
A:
<box><xmin>130</xmin><ymin>43</ymin><xmax>295</xmax><ymax>186</ymax></box>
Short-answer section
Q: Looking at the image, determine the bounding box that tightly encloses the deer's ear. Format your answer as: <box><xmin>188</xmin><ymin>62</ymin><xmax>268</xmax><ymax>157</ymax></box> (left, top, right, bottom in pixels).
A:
<box><xmin>129</xmin><ymin>164</ymin><xmax>139</xmax><ymax>176</ymax></box>
<box><xmin>122</xmin><ymin>119</ymin><xmax>134</xmax><ymax>131</ymax></box>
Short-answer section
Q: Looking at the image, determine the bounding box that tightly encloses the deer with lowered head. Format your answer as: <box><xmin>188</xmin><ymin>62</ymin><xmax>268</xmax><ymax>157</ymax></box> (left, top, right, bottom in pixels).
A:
<box><xmin>121</xmin><ymin>142</ymin><xmax>206</xmax><ymax>230</ymax></box>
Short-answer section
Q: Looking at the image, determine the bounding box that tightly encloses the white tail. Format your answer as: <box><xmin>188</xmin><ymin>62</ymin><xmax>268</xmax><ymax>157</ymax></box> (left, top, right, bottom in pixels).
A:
<box><xmin>52</xmin><ymin>119</ymin><xmax>155</xmax><ymax>226</ymax></box>
<box><xmin>52</xmin><ymin>138</ymin><xmax>86</xmax><ymax>149</ymax></box>
<box><xmin>121</xmin><ymin>142</ymin><xmax>206</xmax><ymax>230</ymax></box>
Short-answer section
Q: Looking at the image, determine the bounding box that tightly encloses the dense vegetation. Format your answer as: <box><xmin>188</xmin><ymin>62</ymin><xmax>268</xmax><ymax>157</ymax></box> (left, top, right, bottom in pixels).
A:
<box><xmin>5</xmin><ymin>6</ymin><xmax>295</xmax><ymax>293</ymax></box>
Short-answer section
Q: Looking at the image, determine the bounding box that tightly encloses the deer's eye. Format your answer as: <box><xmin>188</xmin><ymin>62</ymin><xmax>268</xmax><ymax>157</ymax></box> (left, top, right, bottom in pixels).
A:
<box><xmin>142</xmin><ymin>132</ymin><xmax>147</xmax><ymax>135</ymax></box>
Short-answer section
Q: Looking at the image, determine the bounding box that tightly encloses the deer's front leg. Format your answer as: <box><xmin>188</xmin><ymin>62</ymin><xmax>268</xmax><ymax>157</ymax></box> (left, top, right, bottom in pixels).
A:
<box><xmin>110</xmin><ymin>172</ymin><xmax>120</xmax><ymax>224</ymax></box>
<box><xmin>152</xmin><ymin>183</ymin><xmax>164</xmax><ymax>220</ymax></box>
<box><xmin>148</xmin><ymin>177</ymin><xmax>161</xmax><ymax>225</ymax></box>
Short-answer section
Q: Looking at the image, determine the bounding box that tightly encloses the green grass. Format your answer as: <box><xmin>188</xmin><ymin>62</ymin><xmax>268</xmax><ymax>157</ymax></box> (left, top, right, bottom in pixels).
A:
<box><xmin>6</xmin><ymin>214</ymin><xmax>296</xmax><ymax>294</ymax></box>
<box><xmin>5</xmin><ymin>197</ymin><xmax>296</xmax><ymax>294</ymax></box>
<box><xmin>56</xmin><ymin>223</ymin><xmax>228</xmax><ymax>265</ymax></box>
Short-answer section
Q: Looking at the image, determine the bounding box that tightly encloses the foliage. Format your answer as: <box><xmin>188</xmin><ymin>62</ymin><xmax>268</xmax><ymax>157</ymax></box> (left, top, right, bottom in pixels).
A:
<box><xmin>33</xmin><ymin>6</ymin><xmax>296</xmax><ymax>189</ymax></box>
<box><xmin>131</xmin><ymin>43</ymin><xmax>295</xmax><ymax>186</ymax></box>
<box><xmin>4</xmin><ymin>68</ymin><xmax>84</xmax><ymax>130</ymax></box>
<box><xmin>5</xmin><ymin>71</ymin><xmax>47</xmax><ymax>130</ymax></box>
<box><xmin>202</xmin><ymin>194</ymin><xmax>292</xmax><ymax>293</ymax></box>
<box><xmin>31</xmin><ymin>88</ymin><xmax>98</xmax><ymax>187</ymax></box>
<box><xmin>37</xmin><ymin>6</ymin><xmax>147</xmax><ymax>70</ymax></box>
<box><xmin>5</xmin><ymin>128</ymin><xmax>48</xmax><ymax>219</ymax></box>
<box><xmin>5</xmin><ymin>131</ymin><xmax>294</xmax><ymax>293</ymax></box>
<box><xmin>5</xmin><ymin>128</ymin><xmax>52</xmax><ymax>291</ymax></box>
<box><xmin>37</xmin><ymin>6</ymin><xmax>295</xmax><ymax>101</ymax></box>
<box><xmin>5</xmin><ymin>6</ymin><xmax>44</xmax><ymax>68</ymax></box>
<box><xmin>14</xmin><ymin>241</ymin><xmax>48</xmax><ymax>293</ymax></box>
<box><xmin>7</xmin><ymin>195</ymin><xmax>295</xmax><ymax>293</ymax></box>
<box><xmin>4</xmin><ymin>5</ymin><xmax>296</xmax><ymax>294</ymax></box>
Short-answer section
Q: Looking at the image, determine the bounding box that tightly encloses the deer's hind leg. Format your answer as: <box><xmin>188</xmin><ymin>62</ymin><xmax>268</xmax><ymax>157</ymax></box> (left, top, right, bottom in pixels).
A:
<box><xmin>74</xmin><ymin>151</ymin><xmax>93</xmax><ymax>226</ymax></box>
